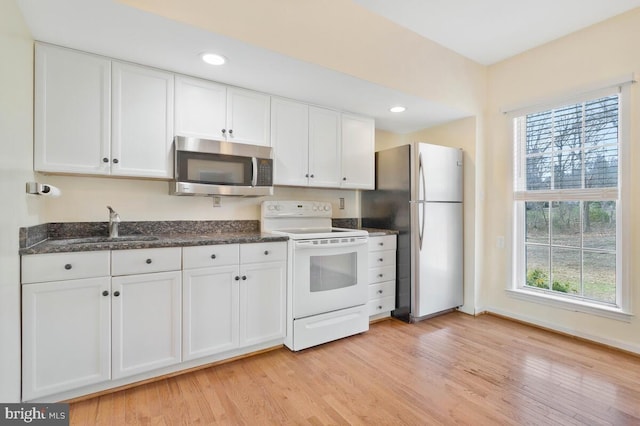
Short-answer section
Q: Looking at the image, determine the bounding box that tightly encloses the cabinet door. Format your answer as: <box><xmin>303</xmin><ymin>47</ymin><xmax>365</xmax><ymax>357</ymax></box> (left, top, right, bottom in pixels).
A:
<box><xmin>341</xmin><ymin>114</ymin><xmax>375</xmax><ymax>189</ymax></box>
<box><xmin>111</xmin><ymin>271</ymin><xmax>181</xmax><ymax>379</ymax></box>
<box><xmin>111</xmin><ymin>62</ymin><xmax>174</xmax><ymax>178</ymax></box>
<box><xmin>175</xmin><ymin>75</ymin><xmax>227</xmax><ymax>140</ymax></box>
<box><xmin>308</xmin><ymin>106</ymin><xmax>341</xmax><ymax>187</ymax></box>
<box><xmin>226</xmin><ymin>87</ymin><xmax>271</xmax><ymax>146</ymax></box>
<box><xmin>22</xmin><ymin>277</ymin><xmax>111</xmax><ymax>400</ymax></box>
<box><xmin>34</xmin><ymin>43</ymin><xmax>111</xmax><ymax>174</ymax></box>
<box><xmin>182</xmin><ymin>266</ymin><xmax>240</xmax><ymax>361</ymax></box>
<box><xmin>270</xmin><ymin>98</ymin><xmax>309</xmax><ymax>186</ymax></box>
<box><xmin>239</xmin><ymin>261</ymin><xmax>286</xmax><ymax>347</ymax></box>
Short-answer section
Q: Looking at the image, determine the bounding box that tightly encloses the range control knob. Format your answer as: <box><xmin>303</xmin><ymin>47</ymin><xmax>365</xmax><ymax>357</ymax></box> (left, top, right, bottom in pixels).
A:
<box><xmin>275</xmin><ymin>205</ymin><xmax>282</xmax><ymax>211</ymax></box>
<box><xmin>323</xmin><ymin>205</ymin><xmax>330</xmax><ymax>211</ymax></box>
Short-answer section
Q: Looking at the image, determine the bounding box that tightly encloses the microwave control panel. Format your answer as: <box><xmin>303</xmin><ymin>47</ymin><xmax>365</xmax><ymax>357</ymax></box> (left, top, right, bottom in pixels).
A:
<box><xmin>256</xmin><ymin>158</ymin><xmax>273</xmax><ymax>186</ymax></box>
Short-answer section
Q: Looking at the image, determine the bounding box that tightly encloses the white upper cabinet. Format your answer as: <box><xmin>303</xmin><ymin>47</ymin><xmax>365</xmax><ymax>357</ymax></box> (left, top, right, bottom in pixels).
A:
<box><xmin>226</xmin><ymin>87</ymin><xmax>271</xmax><ymax>146</ymax></box>
<box><xmin>175</xmin><ymin>76</ymin><xmax>270</xmax><ymax>146</ymax></box>
<box><xmin>308</xmin><ymin>106</ymin><xmax>341</xmax><ymax>188</ymax></box>
<box><xmin>270</xmin><ymin>97</ymin><xmax>309</xmax><ymax>186</ymax></box>
<box><xmin>35</xmin><ymin>43</ymin><xmax>174</xmax><ymax>178</ymax></box>
<box><xmin>112</xmin><ymin>62</ymin><xmax>174</xmax><ymax>178</ymax></box>
<box><xmin>34</xmin><ymin>43</ymin><xmax>111</xmax><ymax>174</ymax></box>
<box><xmin>174</xmin><ymin>75</ymin><xmax>226</xmax><ymax>140</ymax></box>
<box><xmin>340</xmin><ymin>114</ymin><xmax>375</xmax><ymax>189</ymax></box>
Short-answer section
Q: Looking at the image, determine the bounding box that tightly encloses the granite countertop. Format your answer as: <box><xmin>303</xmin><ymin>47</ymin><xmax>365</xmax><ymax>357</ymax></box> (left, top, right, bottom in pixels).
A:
<box><xmin>19</xmin><ymin>232</ymin><xmax>288</xmax><ymax>255</ymax></box>
<box><xmin>19</xmin><ymin>220</ymin><xmax>397</xmax><ymax>255</ymax></box>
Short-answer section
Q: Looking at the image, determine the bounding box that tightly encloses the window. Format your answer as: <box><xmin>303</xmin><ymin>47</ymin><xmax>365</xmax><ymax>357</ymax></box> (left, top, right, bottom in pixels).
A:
<box><xmin>511</xmin><ymin>86</ymin><xmax>630</xmax><ymax>316</ymax></box>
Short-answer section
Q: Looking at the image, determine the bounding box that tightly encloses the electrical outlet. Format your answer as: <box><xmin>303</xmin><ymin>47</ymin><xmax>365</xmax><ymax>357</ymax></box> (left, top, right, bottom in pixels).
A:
<box><xmin>339</xmin><ymin>198</ymin><xmax>345</xmax><ymax>209</ymax></box>
<box><xmin>212</xmin><ymin>196</ymin><xmax>221</xmax><ymax>207</ymax></box>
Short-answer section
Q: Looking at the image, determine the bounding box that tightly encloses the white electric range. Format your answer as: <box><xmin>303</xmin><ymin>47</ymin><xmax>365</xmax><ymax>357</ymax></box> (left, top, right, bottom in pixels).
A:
<box><xmin>261</xmin><ymin>200</ymin><xmax>369</xmax><ymax>351</ymax></box>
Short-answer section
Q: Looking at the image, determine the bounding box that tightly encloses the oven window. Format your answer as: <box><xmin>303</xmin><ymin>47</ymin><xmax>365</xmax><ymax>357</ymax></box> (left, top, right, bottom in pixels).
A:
<box><xmin>310</xmin><ymin>253</ymin><xmax>357</xmax><ymax>292</ymax></box>
<box><xmin>177</xmin><ymin>151</ymin><xmax>252</xmax><ymax>185</ymax></box>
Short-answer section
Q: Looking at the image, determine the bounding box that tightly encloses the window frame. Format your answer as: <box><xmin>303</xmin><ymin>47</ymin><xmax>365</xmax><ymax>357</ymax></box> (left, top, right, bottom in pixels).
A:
<box><xmin>509</xmin><ymin>84</ymin><xmax>632</xmax><ymax>321</ymax></box>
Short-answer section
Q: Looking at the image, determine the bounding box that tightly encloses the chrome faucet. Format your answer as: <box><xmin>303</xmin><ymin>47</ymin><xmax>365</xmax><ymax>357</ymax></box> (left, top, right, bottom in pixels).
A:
<box><xmin>107</xmin><ymin>206</ymin><xmax>121</xmax><ymax>238</ymax></box>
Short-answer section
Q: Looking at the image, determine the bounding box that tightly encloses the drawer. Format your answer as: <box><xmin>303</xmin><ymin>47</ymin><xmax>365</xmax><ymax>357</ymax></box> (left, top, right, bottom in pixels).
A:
<box><xmin>368</xmin><ymin>281</ymin><xmax>396</xmax><ymax>300</ymax></box>
<box><xmin>368</xmin><ymin>295</ymin><xmax>396</xmax><ymax>316</ymax></box>
<box><xmin>368</xmin><ymin>235</ymin><xmax>397</xmax><ymax>252</ymax></box>
<box><xmin>368</xmin><ymin>250</ymin><xmax>395</xmax><ymax>268</ymax></box>
<box><xmin>240</xmin><ymin>241</ymin><xmax>287</xmax><ymax>264</ymax></box>
<box><xmin>368</xmin><ymin>265</ymin><xmax>396</xmax><ymax>284</ymax></box>
<box><xmin>183</xmin><ymin>244</ymin><xmax>239</xmax><ymax>269</ymax></box>
<box><xmin>112</xmin><ymin>247</ymin><xmax>182</xmax><ymax>276</ymax></box>
<box><xmin>22</xmin><ymin>251</ymin><xmax>111</xmax><ymax>284</ymax></box>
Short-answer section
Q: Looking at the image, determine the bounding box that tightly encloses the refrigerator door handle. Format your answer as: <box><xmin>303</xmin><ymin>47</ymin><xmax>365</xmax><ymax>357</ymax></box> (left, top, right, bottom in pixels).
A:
<box><xmin>418</xmin><ymin>153</ymin><xmax>426</xmax><ymax>250</ymax></box>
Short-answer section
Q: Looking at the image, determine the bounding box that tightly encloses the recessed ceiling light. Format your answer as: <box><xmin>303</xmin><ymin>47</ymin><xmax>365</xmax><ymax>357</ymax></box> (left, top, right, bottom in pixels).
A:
<box><xmin>390</xmin><ymin>106</ymin><xmax>406</xmax><ymax>113</ymax></box>
<box><xmin>201</xmin><ymin>53</ymin><xmax>226</xmax><ymax>66</ymax></box>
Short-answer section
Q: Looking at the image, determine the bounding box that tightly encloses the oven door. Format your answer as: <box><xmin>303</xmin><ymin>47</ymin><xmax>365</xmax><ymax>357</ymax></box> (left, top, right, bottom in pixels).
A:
<box><xmin>292</xmin><ymin>237</ymin><xmax>368</xmax><ymax>319</ymax></box>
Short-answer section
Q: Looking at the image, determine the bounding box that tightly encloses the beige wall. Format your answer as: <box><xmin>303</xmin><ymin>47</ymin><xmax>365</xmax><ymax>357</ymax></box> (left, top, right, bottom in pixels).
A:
<box><xmin>0</xmin><ymin>0</ymin><xmax>39</xmax><ymax>402</ymax></box>
<box><xmin>121</xmin><ymin>0</ymin><xmax>487</xmax><ymax>117</ymax></box>
<box><xmin>483</xmin><ymin>9</ymin><xmax>640</xmax><ymax>351</ymax></box>
<box><xmin>38</xmin><ymin>176</ymin><xmax>360</xmax><ymax>223</ymax></box>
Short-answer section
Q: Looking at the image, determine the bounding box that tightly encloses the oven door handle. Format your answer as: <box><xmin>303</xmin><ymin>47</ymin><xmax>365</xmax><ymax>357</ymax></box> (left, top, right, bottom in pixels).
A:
<box><xmin>251</xmin><ymin>157</ymin><xmax>258</xmax><ymax>187</ymax></box>
<box><xmin>294</xmin><ymin>239</ymin><xmax>368</xmax><ymax>249</ymax></box>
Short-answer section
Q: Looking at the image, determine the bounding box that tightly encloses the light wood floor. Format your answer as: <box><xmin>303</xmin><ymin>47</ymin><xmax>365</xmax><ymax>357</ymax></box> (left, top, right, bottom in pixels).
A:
<box><xmin>69</xmin><ymin>312</ymin><xmax>640</xmax><ymax>425</ymax></box>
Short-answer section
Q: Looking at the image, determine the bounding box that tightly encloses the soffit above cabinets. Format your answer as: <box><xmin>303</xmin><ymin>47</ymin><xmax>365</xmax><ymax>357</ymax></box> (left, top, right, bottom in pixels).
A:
<box><xmin>17</xmin><ymin>0</ymin><xmax>470</xmax><ymax>134</ymax></box>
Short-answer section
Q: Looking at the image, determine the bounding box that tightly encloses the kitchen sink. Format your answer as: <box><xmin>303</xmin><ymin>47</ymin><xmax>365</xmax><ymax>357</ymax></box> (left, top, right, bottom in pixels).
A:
<box><xmin>55</xmin><ymin>236</ymin><xmax>160</xmax><ymax>244</ymax></box>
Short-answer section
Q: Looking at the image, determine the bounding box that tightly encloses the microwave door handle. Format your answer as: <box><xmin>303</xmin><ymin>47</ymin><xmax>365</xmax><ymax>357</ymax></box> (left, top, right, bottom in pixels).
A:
<box><xmin>251</xmin><ymin>157</ymin><xmax>258</xmax><ymax>187</ymax></box>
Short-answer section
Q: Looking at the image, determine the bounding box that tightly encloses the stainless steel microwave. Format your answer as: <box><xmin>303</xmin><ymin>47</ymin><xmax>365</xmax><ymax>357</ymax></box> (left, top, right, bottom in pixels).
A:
<box><xmin>170</xmin><ymin>136</ymin><xmax>274</xmax><ymax>196</ymax></box>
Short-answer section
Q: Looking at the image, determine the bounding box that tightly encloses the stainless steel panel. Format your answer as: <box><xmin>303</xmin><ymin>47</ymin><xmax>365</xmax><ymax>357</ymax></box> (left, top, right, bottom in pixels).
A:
<box><xmin>169</xmin><ymin>181</ymin><xmax>273</xmax><ymax>196</ymax></box>
<box><xmin>175</xmin><ymin>136</ymin><xmax>273</xmax><ymax>159</ymax></box>
<box><xmin>418</xmin><ymin>143</ymin><xmax>463</xmax><ymax>202</ymax></box>
<box><xmin>414</xmin><ymin>202</ymin><xmax>463</xmax><ymax>317</ymax></box>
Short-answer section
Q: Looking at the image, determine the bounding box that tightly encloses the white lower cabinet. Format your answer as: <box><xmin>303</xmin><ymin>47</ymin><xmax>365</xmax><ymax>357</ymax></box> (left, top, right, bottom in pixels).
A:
<box><xmin>22</xmin><ymin>276</ymin><xmax>112</xmax><ymax>401</ymax></box>
<box><xmin>111</xmin><ymin>271</ymin><xmax>182</xmax><ymax>379</ymax></box>
<box><xmin>182</xmin><ymin>242</ymin><xmax>286</xmax><ymax>361</ymax></box>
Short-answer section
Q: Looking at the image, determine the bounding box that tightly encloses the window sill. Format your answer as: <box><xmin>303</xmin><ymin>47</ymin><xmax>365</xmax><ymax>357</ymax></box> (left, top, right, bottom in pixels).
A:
<box><xmin>506</xmin><ymin>288</ymin><xmax>633</xmax><ymax>322</ymax></box>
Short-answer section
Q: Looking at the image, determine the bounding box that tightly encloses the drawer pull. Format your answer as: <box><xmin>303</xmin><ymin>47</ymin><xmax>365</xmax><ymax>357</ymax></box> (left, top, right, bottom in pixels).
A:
<box><xmin>378</xmin><ymin>258</ymin><xmax>384</xmax><ymax>262</ymax></box>
<box><xmin>378</xmin><ymin>289</ymin><xmax>383</xmax><ymax>294</ymax></box>
<box><xmin>211</xmin><ymin>254</ymin><xmax>217</xmax><ymax>259</ymax></box>
<box><xmin>146</xmin><ymin>259</ymin><xmax>152</xmax><ymax>264</ymax></box>
<box><xmin>113</xmin><ymin>291</ymin><xmax>120</xmax><ymax>297</ymax></box>
<box><xmin>378</xmin><ymin>305</ymin><xmax>383</xmax><ymax>310</ymax></box>
<box><xmin>378</xmin><ymin>274</ymin><xmax>383</xmax><ymax>278</ymax></box>
<box><xmin>379</xmin><ymin>242</ymin><xmax>384</xmax><ymax>246</ymax></box>
<box><xmin>264</xmin><ymin>250</ymin><xmax>269</xmax><ymax>255</ymax></box>
<box><xmin>102</xmin><ymin>290</ymin><xmax>109</xmax><ymax>296</ymax></box>
<box><xmin>64</xmin><ymin>264</ymin><xmax>72</xmax><ymax>270</ymax></box>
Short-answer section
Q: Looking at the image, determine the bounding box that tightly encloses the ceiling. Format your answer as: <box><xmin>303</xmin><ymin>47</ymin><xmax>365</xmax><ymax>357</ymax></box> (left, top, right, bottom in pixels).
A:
<box><xmin>16</xmin><ymin>0</ymin><xmax>640</xmax><ymax>134</ymax></box>
<box><xmin>354</xmin><ymin>0</ymin><xmax>640</xmax><ymax>65</ymax></box>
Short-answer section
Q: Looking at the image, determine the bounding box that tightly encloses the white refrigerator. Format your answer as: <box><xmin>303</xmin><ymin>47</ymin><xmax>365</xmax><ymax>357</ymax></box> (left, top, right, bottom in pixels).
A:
<box><xmin>361</xmin><ymin>143</ymin><xmax>463</xmax><ymax>322</ymax></box>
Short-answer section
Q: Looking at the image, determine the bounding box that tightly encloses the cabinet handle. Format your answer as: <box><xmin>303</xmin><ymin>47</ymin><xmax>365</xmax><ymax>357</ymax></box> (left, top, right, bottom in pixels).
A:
<box><xmin>305</xmin><ymin>173</ymin><xmax>309</xmax><ymax>178</ymax></box>
<box><xmin>378</xmin><ymin>258</ymin><xmax>384</xmax><ymax>262</ymax></box>
<box><xmin>221</xmin><ymin>129</ymin><xmax>226</xmax><ymax>135</ymax></box>
<box><xmin>234</xmin><ymin>276</ymin><xmax>240</xmax><ymax>281</ymax></box>
<box><xmin>343</xmin><ymin>177</ymin><xmax>347</xmax><ymax>181</ymax></box>
<box><xmin>211</xmin><ymin>254</ymin><xmax>217</xmax><ymax>259</ymax></box>
<box><xmin>229</xmin><ymin>129</ymin><xmax>233</xmax><ymax>135</ymax></box>
<box><xmin>146</xmin><ymin>259</ymin><xmax>152</xmax><ymax>264</ymax></box>
<box><xmin>102</xmin><ymin>290</ymin><xmax>109</xmax><ymax>296</ymax></box>
<box><xmin>378</xmin><ymin>274</ymin><xmax>383</xmax><ymax>278</ymax></box>
<box><xmin>103</xmin><ymin>157</ymin><xmax>109</xmax><ymax>163</ymax></box>
<box><xmin>378</xmin><ymin>289</ymin><xmax>383</xmax><ymax>294</ymax></box>
<box><xmin>264</xmin><ymin>250</ymin><xmax>269</xmax><ymax>255</ymax></box>
<box><xmin>310</xmin><ymin>174</ymin><xmax>314</xmax><ymax>178</ymax></box>
<box><xmin>379</xmin><ymin>242</ymin><xmax>384</xmax><ymax>246</ymax></box>
<box><xmin>241</xmin><ymin>275</ymin><xmax>247</xmax><ymax>280</ymax></box>
<box><xmin>378</xmin><ymin>305</ymin><xmax>383</xmax><ymax>310</ymax></box>
<box><xmin>113</xmin><ymin>291</ymin><xmax>120</xmax><ymax>297</ymax></box>
<box><xmin>64</xmin><ymin>264</ymin><xmax>72</xmax><ymax>270</ymax></box>
<box><xmin>112</xmin><ymin>158</ymin><xmax>119</xmax><ymax>164</ymax></box>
